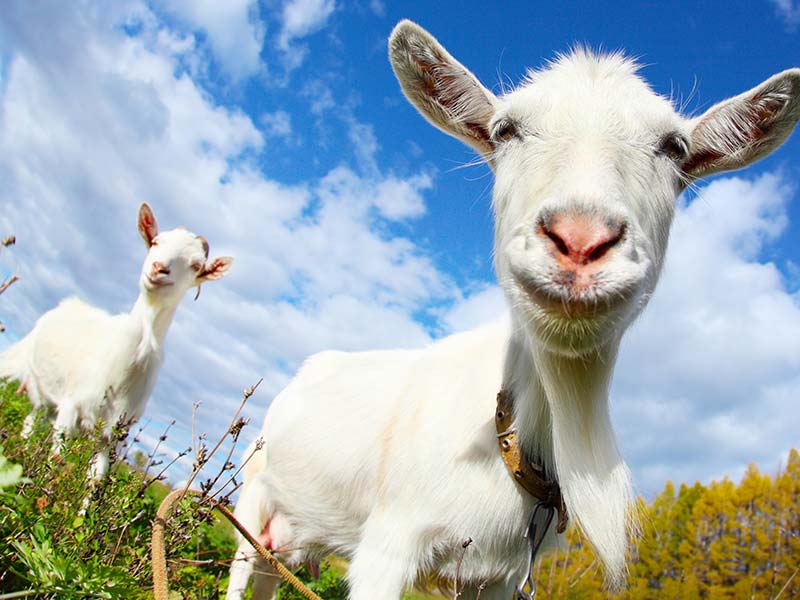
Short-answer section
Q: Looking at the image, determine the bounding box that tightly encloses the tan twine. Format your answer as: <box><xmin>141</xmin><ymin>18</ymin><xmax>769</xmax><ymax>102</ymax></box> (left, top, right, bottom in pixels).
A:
<box><xmin>152</xmin><ymin>488</ymin><xmax>323</xmax><ymax>600</ymax></box>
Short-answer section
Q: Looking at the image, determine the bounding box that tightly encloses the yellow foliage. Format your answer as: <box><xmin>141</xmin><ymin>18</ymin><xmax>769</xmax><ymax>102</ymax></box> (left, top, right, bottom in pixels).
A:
<box><xmin>532</xmin><ymin>450</ymin><xmax>800</xmax><ymax>599</ymax></box>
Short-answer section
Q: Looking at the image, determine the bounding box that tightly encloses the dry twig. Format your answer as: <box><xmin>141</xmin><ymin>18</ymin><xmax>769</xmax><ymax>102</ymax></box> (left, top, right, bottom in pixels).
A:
<box><xmin>0</xmin><ymin>235</ymin><xmax>19</xmax><ymax>330</ymax></box>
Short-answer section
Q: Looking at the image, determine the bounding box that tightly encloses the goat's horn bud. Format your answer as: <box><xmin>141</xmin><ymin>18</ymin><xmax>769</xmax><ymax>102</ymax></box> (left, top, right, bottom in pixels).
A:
<box><xmin>197</xmin><ymin>235</ymin><xmax>209</xmax><ymax>258</ymax></box>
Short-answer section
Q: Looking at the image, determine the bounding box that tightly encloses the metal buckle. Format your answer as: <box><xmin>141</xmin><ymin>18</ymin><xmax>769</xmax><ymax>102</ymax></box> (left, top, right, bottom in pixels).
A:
<box><xmin>514</xmin><ymin>500</ymin><xmax>555</xmax><ymax>600</ymax></box>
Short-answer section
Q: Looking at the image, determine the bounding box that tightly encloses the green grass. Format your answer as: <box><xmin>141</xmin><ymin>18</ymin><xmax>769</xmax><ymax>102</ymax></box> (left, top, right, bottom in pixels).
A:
<box><xmin>0</xmin><ymin>379</ymin><xmax>447</xmax><ymax>599</ymax></box>
<box><xmin>0</xmin><ymin>380</ymin><xmax>235</xmax><ymax>598</ymax></box>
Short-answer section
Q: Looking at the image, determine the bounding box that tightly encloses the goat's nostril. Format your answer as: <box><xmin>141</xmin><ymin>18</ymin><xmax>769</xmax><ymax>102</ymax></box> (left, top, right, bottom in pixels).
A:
<box><xmin>152</xmin><ymin>262</ymin><xmax>170</xmax><ymax>275</ymax></box>
<box><xmin>540</xmin><ymin>213</ymin><xmax>625</xmax><ymax>265</ymax></box>
<box><xmin>541</xmin><ymin>224</ymin><xmax>571</xmax><ymax>257</ymax></box>
<box><xmin>586</xmin><ymin>225</ymin><xmax>625</xmax><ymax>262</ymax></box>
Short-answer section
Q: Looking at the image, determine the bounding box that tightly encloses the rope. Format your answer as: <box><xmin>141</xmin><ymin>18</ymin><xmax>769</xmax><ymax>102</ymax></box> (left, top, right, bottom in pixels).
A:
<box><xmin>151</xmin><ymin>488</ymin><xmax>323</xmax><ymax>600</ymax></box>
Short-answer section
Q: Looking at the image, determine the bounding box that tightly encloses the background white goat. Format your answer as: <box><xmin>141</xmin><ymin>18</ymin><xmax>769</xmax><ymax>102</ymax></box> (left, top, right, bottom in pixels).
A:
<box><xmin>0</xmin><ymin>203</ymin><xmax>233</xmax><ymax>478</ymax></box>
<box><xmin>226</xmin><ymin>20</ymin><xmax>800</xmax><ymax>600</ymax></box>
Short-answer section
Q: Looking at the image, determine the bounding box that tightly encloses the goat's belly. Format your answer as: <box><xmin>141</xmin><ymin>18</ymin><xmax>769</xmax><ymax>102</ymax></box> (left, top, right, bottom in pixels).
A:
<box><xmin>260</xmin><ymin>404</ymin><xmax>388</xmax><ymax>554</ymax></box>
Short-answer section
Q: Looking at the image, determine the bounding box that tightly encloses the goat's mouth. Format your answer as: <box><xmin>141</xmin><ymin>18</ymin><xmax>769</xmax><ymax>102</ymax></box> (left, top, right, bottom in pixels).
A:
<box><xmin>514</xmin><ymin>271</ymin><xmax>637</xmax><ymax>319</ymax></box>
<box><xmin>145</xmin><ymin>275</ymin><xmax>174</xmax><ymax>290</ymax></box>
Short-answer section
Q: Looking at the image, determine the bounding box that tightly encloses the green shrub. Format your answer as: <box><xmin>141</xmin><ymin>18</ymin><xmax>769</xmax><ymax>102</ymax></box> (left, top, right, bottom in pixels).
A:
<box><xmin>0</xmin><ymin>380</ymin><xmax>236</xmax><ymax>598</ymax></box>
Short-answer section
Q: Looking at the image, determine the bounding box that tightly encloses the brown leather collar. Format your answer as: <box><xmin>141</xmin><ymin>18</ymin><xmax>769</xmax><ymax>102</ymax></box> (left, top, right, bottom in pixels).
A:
<box><xmin>495</xmin><ymin>389</ymin><xmax>568</xmax><ymax>533</ymax></box>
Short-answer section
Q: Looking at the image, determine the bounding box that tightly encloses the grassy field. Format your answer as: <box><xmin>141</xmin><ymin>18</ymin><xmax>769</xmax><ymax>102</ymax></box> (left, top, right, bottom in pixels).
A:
<box><xmin>0</xmin><ymin>379</ymin><xmax>447</xmax><ymax>599</ymax></box>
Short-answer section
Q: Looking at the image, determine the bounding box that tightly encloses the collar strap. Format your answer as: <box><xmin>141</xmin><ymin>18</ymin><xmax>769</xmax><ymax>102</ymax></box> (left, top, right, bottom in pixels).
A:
<box><xmin>495</xmin><ymin>389</ymin><xmax>568</xmax><ymax>533</ymax></box>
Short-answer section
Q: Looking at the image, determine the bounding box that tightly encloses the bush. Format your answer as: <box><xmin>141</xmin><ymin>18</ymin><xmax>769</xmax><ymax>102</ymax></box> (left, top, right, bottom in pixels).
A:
<box><xmin>0</xmin><ymin>380</ymin><xmax>236</xmax><ymax>598</ymax></box>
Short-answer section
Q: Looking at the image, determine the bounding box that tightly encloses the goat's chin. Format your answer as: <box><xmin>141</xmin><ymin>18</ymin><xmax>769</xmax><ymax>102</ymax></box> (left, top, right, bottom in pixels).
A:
<box><xmin>528</xmin><ymin>310</ymin><xmax>613</xmax><ymax>357</ymax></box>
<box><xmin>141</xmin><ymin>279</ymin><xmax>178</xmax><ymax>299</ymax></box>
<box><xmin>509</xmin><ymin>282</ymin><xmax>634</xmax><ymax>357</ymax></box>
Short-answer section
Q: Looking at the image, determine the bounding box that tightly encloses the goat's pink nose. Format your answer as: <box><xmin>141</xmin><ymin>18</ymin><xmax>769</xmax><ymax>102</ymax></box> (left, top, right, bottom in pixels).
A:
<box><xmin>540</xmin><ymin>212</ymin><xmax>625</xmax><ymax>266</ymax></box>
<box><xmin>151</xmin><ymin>261</ymin><xmax>170</xmax><ymax>276</ymax></box>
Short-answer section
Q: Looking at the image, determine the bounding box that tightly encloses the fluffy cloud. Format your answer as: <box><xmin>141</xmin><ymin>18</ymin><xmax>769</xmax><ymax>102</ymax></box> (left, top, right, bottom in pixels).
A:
<box><xmin>154</xmin><ymin>0</ymin><xmax>265</xmax><ymax>80</ymax></box>
<box><xmin>278</xmin><ymin>0</ymin><xmax>336</xmax><ymax>49</ymax></box>
<box><xmin>260</xmin><ymin>110</ymin><xmax>293</xmax><ymax>139</ymax></box>
<box><xmin>615</xmin><ymin>174</ymin><xmax>800</xmax><ymax>494</ymax></box>
<box><xmin>772</xmin><ymin>0</ymin><xmax>800</xmax><ymax>27</ymax></box>
<box><xmin>277</xmin><ymin>0</ymin><xmax>337</xmax><ymax>73</ymax></box>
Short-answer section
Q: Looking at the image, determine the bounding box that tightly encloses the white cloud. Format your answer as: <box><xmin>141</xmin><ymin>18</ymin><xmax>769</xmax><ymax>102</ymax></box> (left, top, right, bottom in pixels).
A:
<box><xmin>615</xmin><ymin>173</ymin><xmax>800</xmax><ymax>495</ymax></box>
<box><xmin>260</xmin><ymin>110</ymin><xmax>293</xmax><ymax>139</ymax></box>
<box><xmin>346</xmin><ymin>118</ymin><xmax>380</xmax><ymax>175</ymax></box>
<box><xmin>441</xmin><ymin>284</ymin><xmax>506</xmax><ymax>333</ymax></box>
<box><xmin>772</xmin><ymin>0</ymin><xmax>800</xmax><ymax>27</ymax></box>
<box><xmin>154</xmin><ymin>0</ymin><xmax>265</xmax><ymax>80</ymax></box>
<box><xmin>276</xmin><ymin>0</ymin><xmax>336</xmax><ymax>73</ymax></box>
<box><xmin>279</xmin><ymin>0</ymin><xmax>336</xmax><ymax>49</ymax></box>
<box><xmin>369</xmin><ymin>0</ymin><xmax>386</xmax><ymax>17</ymax></box>
<box><xmin>373</xmin><ymin>174</ymin><xmax>431</xmax><ymax>221</ymax></box>
<box><xmin>302</xmin><ymin>79</ymin><xmax>336</xmax><ymax>116</ymax></box>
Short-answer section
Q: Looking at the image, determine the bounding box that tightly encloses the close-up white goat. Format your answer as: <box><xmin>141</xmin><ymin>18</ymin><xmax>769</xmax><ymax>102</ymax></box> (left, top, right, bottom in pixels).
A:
<box><xmin>0</xmin><ymin>203</ymin><xmax>233</xmax><ymax>479</ymax></box>
<box><xmin>225</xmin><ymin>20</ymin><xmax>800</xmax><ymax>600</ymax></box>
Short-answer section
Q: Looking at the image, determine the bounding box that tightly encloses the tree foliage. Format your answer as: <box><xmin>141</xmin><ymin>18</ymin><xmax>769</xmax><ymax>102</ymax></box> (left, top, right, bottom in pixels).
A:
<box><xmin>534</xmin><ymin>453</ymin><xmax>800</xmax><ymax>599</ymax></box>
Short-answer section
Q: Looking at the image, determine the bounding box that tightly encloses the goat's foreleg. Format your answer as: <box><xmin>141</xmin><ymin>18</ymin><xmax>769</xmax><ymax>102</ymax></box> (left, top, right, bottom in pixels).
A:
<box><xmin>21</xmin><ymin>411</ymin><xmax>36</xmax><ymax>438</ymax></box>
<box><xmin>227</xmin><ymin>479</ymin><xmax>280</xmax><ymax>600</ymax></box>
<box><xmin>89</xmin><ymin>447</ymin><xmax>110</xmax><ymax>481</ymax></box>
<box><xmin>51</xmin><ymin>402</ymin><xmax>77</xmax><ymax>454</ymax></box>
<box><xmin>347</xmin><ymin>512</ymin><xmax>420</xmax><ymax>600</ymax></box>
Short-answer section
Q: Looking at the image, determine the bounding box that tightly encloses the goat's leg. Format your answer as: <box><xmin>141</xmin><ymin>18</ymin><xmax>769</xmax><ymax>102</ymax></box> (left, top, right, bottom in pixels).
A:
<box><xmin>21</xmin><ymin>411</ymin><xmax>36</xmax><ymax>438</ymax></box>
<box><xmin>226</xmin><ymin>480</ymin><xmax>276</xmax><ymax>600</ymax></box>
<box><xmin>457</xmin><ymin>581</ymin><xmax>516</xmax><ymax>600</ymax></box>
<box><xmin>51</xmin><ymin>403</ymin><xmax>77</xmax><ymax>454</ymax></box>
<box><xmin>89</xmin><ymin>448</ymin><xmax>110</xmax><ymax>480</ymax></box>
<box><xmin>347</xmin><ymin>514</ymin><xmax>419</xmax><ymax>600</ymax></box>
<box><xmin>249</xmin><ymin>558</ymin><xmax>280</xmax><ymax>600</ymax></box>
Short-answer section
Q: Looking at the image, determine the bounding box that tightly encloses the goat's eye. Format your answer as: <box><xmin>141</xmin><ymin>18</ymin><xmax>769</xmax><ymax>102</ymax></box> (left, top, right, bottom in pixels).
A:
<box><xmin>659</xmin><ymin>134</ymin><xmax>689</xmax><ymax>161</ymax></box>
<box><xmin>492</xmin><ymin>120</ymin><xmax>518</xmax><ymax>143</ymax></box>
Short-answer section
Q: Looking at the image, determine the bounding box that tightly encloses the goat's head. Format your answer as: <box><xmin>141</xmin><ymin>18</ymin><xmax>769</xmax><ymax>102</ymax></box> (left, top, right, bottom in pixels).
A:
<box><xmin>137</xmin><ymin>203</ymin><xmax>233</xmax><ymax>302</ymax></box>
<box><xmin>389</xmin><ymin>20</ymin><xmax>800</xmax><ymax>357</ymax></box>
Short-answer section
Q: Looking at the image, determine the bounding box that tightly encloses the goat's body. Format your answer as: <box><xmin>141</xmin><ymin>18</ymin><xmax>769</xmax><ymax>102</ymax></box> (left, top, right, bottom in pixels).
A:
<box><xmin>229</xmin><ymin>320</ymin><xmax>560</xmax><ymax>598</ymax></box>
<box><xmin>0</xmin><ymin>297</ymin><xmax>162</xmax><ymax>437</ymax></box>
<box><xmin>0</xmin><ymin>204</ymin><xmax>231</xmax><ymax>479</ymax></box>
<box><xmin>227</xmin><ymin>20</ymin><xmax>800</xmax><ymax>599</ymax></box>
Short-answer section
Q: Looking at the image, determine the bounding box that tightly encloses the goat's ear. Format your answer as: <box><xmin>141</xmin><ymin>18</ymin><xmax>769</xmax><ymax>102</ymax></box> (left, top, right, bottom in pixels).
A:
<box><xmin>684</xmin><ymin>69</ymin><xmax>800</xmax><ymax>179</ymax></box>
<box><xmin>389</xmin><ymin>20</ymin><xmax>498</xmax><ymax>155</ymax></box>
<box><xmin>138</xmin><ymin>203</ymin><xmax>159</xmax><ymax>247</ymax></box>
<box><xmin>198</xmin><ymin>256</ymin><xmax>233</xmax><ymax>282</ymax></box>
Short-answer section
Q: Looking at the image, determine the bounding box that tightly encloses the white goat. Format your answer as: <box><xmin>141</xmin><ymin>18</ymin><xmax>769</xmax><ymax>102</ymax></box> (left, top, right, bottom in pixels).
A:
<box><xmin>226</xmin><ymin>21</ymin><xmax>800</xmax><ymax>600</ymax></box>
<box><xmin>0</xmin><ymin>203</ymin><xmax>233</xmax><ymax>478</ymax></box>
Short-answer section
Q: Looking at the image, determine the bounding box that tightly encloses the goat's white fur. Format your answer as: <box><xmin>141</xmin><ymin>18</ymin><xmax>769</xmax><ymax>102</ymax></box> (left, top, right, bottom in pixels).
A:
<box><xmin>0</xmin><ymin>203</ymin><xmax>232</xmax><ymax>478</ymax></box>
<box><xmin>226</xmin><ymin>20</ymin><xmax>800</xmax><ymax>599</ymax></box>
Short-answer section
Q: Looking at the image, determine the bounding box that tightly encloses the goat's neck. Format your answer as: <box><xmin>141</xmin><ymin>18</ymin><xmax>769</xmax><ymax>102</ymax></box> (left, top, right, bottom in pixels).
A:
<box><xmin>503</xmin><ymin>322</ymin><xmax>633</xmax><ymax>584</ymax></box>
<box><xmin>130</xmin><ymin>293</ymin><xmax>180</xmax><ymax>362</ymax></box>
<box><xmin>502</xmin><ymin>322</ymin><xmax>620</xmax><ymax>462</ymax></box>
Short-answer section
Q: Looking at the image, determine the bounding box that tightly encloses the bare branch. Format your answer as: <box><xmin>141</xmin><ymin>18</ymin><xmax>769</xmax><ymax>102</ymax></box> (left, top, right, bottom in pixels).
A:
<box><xmin>0</xmin><ymin>274</ymin><xmax>19</xmax><ymax>297</ymax></box>
<box><xmin>204</xmin><ymin>436</ymin><xmax>264</xmax><ymax>503</ymax></box>
<box><xmin>179</xmin><ymin>378</ymin><xmax>262</xmax><ymax>501</ymax></box>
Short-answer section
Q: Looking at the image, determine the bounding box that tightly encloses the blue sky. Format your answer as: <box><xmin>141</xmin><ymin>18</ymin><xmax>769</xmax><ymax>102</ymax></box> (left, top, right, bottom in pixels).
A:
<box><xmin>0</xmin><ymin>1</ymin><xmax>799</xmax><ymax>497</ymax></box>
